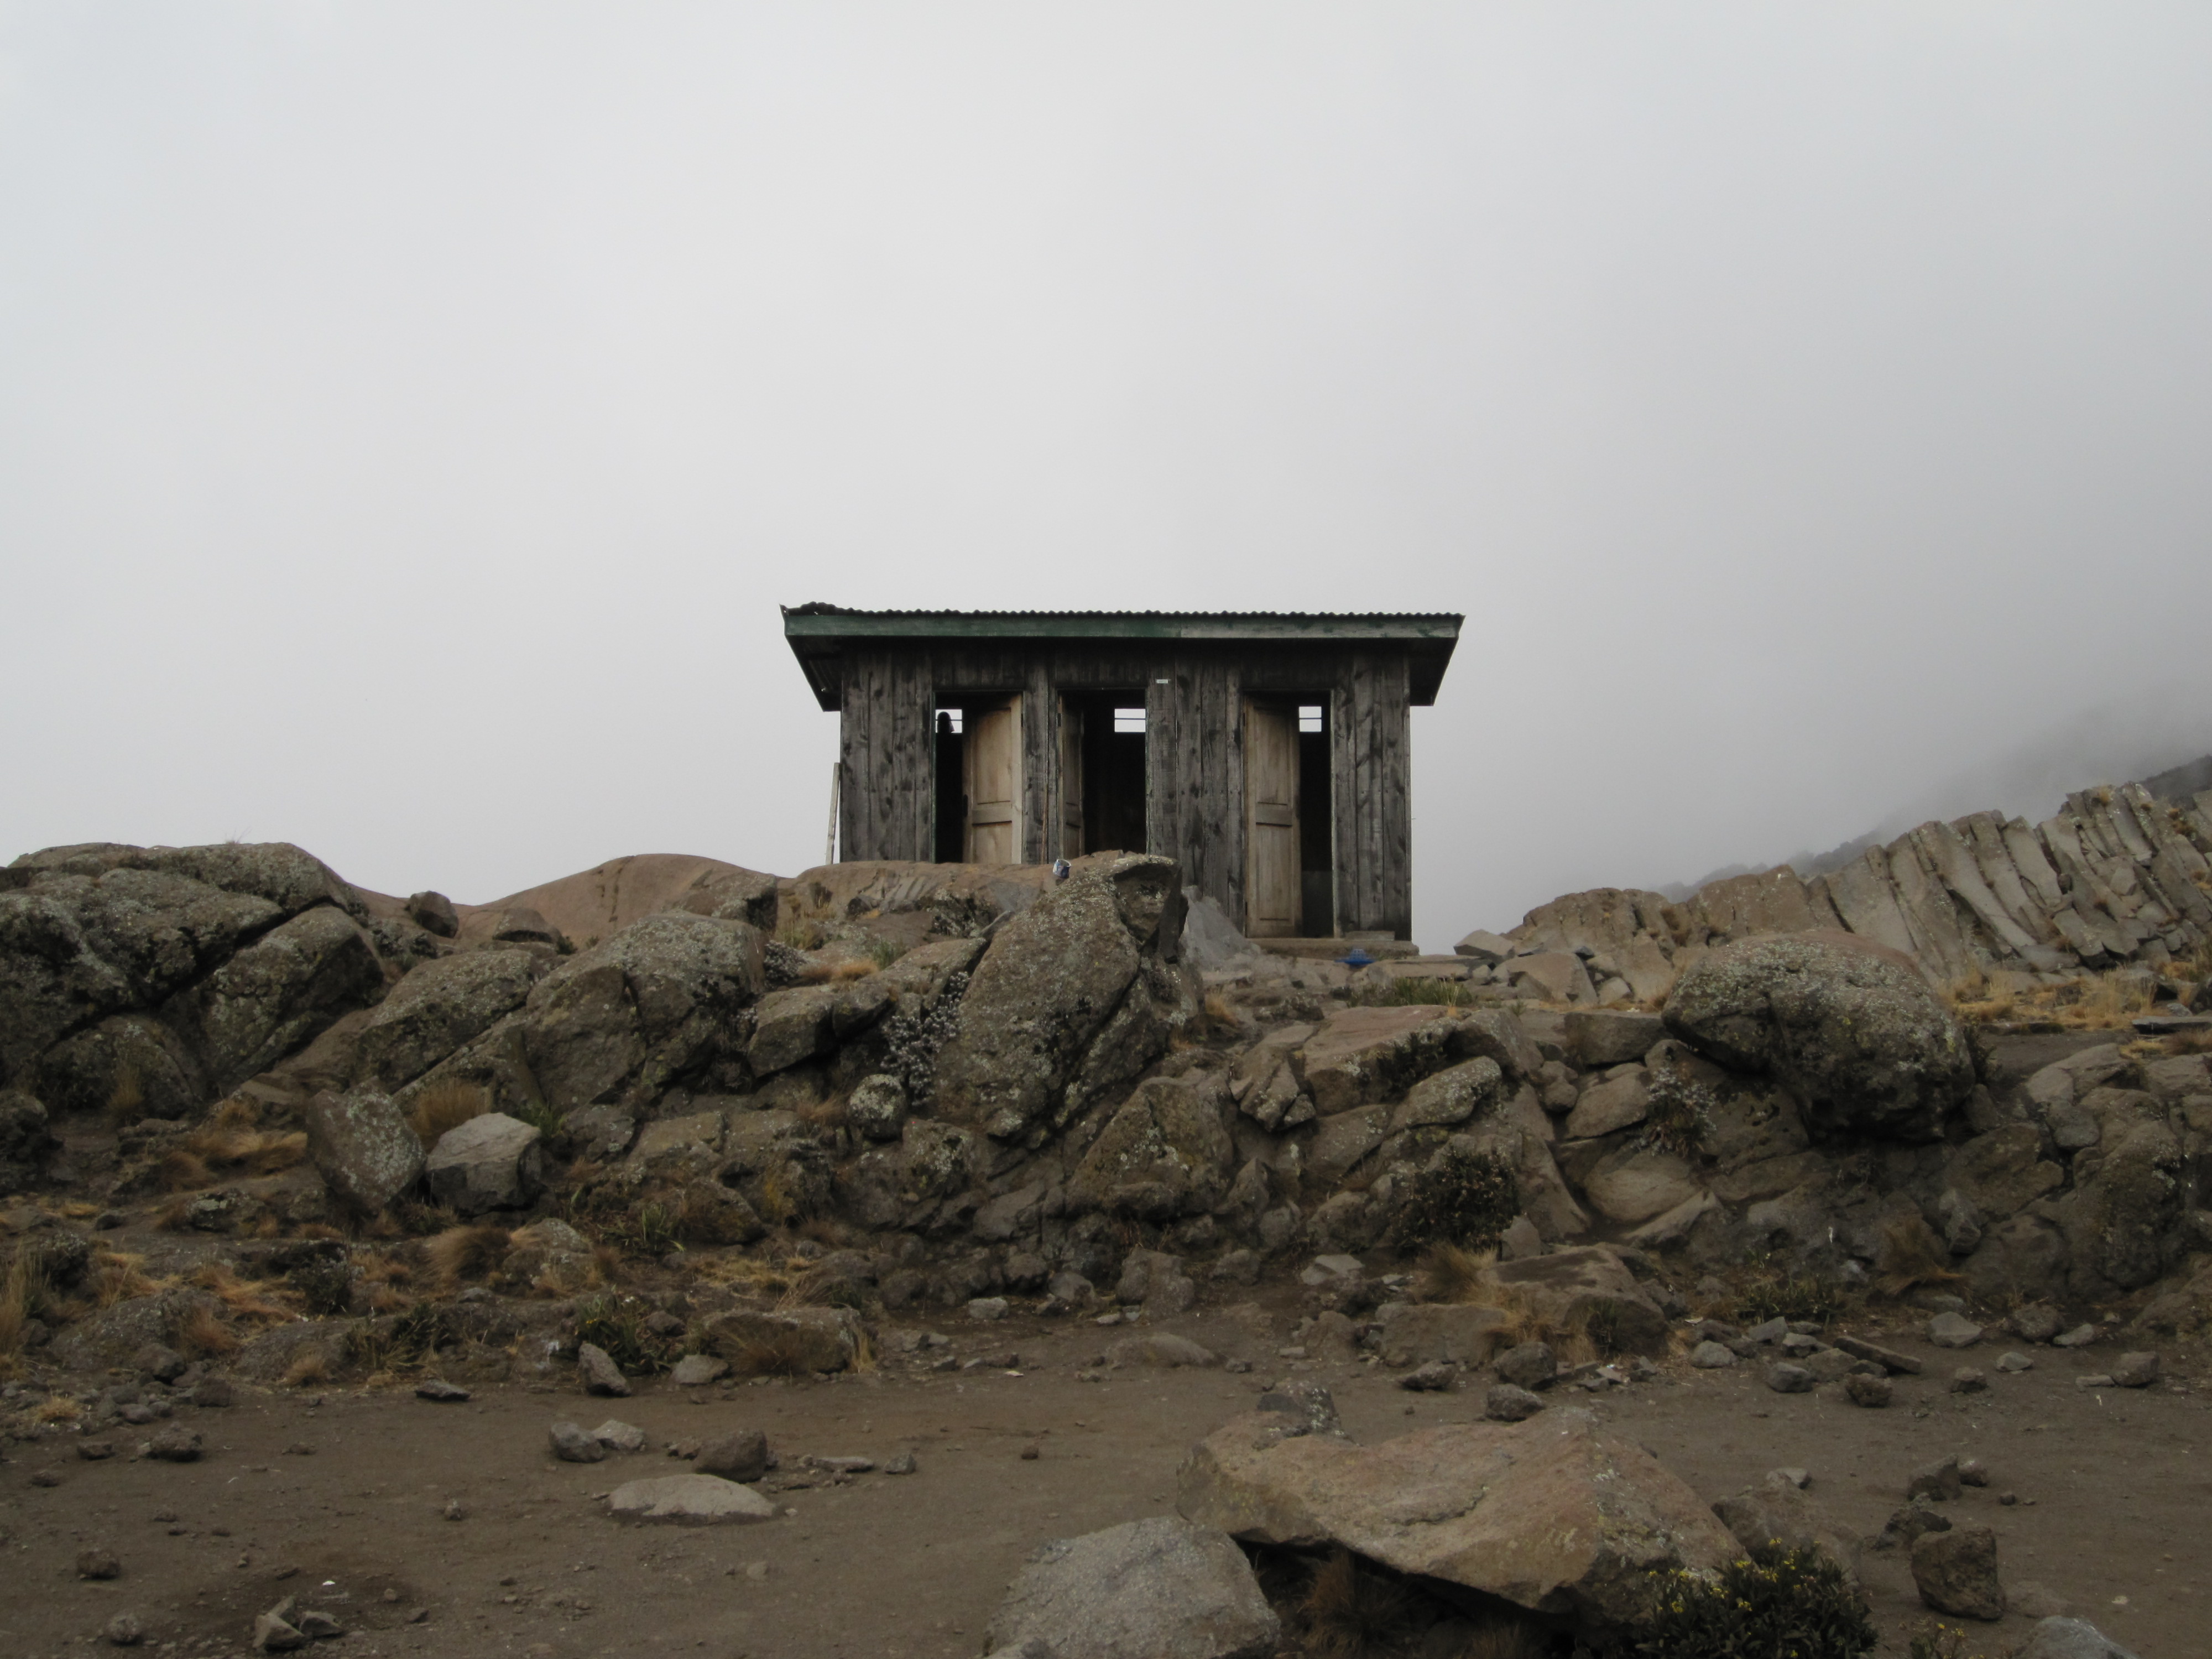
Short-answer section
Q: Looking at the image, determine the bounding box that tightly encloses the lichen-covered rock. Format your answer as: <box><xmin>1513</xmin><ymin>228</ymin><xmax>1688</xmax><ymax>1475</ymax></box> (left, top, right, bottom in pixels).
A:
<box><xmin>1297</xmin><ymin>1005</ymin><xmax>1460</xmax><ymax>1114</ymax></box>
<box><xmin>932</xmin><ymin>855</ymin><xmax>1185</xmax><ymax>1142</ymax></box>
<box><xmin>1066</xmin><ymin>1077</ymin><xmax>1234</xmax><ymax>1219</ymax></box>
<box><xmin>32</xmin><ymin>1013</ymin><xmax>205</xmax><ymax>1121</ymax></box>
<box><xmin>1663</xmin><ymin>931</ymin><xmax>1973</xmax><ymax>1141</ymax></box>
<box><xmin>846</xmin><ymin>1073</ymin><xmax>907</xmax><ymax>1141</ymax></box>
<box><xmin>987</xmin><ymin>1516</ymin><xmax>1279</xmax><ymax>1659</ymax></box>
<box><xmin>166</xmin><ymin>906</ymin><xmax>385</xmax><ymax>1093</ymax></box>
<box><xmin>302</xmin><ymin>1088</ymin><xmax>425</xmax><ymax>1211</ymax></box>
<box><xmin>354</xmin><ymin>950</ymin><xmax>539</xmax><ymax>1090</ymax></box>
<box><xmin>2054</xmin><ymin>1115</ymin><xmax>2184</xmax><ymax>1293</ymax></box>
<box><xmin>518</xmin><ymin>914</ymin><xmax>763</xmax><ymax>1112</ymax></box>
<box><xmin>424</xmin><ymin>1112</ymin><xmax>545</xmax><ymax>1214</ymax></box>
<box><xmin>1177</xmin><ymin>1406</ymin><xmax>1734</xmax><ymax>1629</ymax></box>
<box><xmin>0</xmin><ymin>1088</ymin><xmax>59</xmax><ymax>1195</ymax></box>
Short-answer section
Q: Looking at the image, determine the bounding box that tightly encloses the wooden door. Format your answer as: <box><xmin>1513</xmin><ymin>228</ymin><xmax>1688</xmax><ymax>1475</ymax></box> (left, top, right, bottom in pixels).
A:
<box><xmin>1244</xmin><ymin>700</ymin><xmax>1300</xmax><ymax>936</ymax></box>
<box><xmin>963</xmin><ymin>696</ymin><xmax>1023</xmax><ymax>864</ymax></box>
<box><xmin>1058</xmin><ymin>697</ymin><xmax>1083</xmax><ymax>858</ymax></box>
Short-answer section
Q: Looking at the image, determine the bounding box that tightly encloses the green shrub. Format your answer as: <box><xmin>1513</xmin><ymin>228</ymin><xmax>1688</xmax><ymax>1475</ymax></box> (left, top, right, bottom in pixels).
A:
<box><xmin>1636</xmin><ymin>1547</ymin><xmax>1875</xmax><ymax>1659</ymax></box>
<box><xmin>1637</xmin><ymin>1067</ymin><xmax>1716</xmax><ymax>1157</ymax></box>
<box><xmin>1387</xmin><ymin>1146</ymin><xmax>1519</xmax><ymax>1251</ymax></box>
<box><xmin>1734</xmin><ymin>1272</ymin><xmax>1841</xmax><ymax>1328</ymax></box>
<box><xmin>575</xmin><ymin>1292</ymin><xmax>680</xmax><ymax>1376</ymax></box>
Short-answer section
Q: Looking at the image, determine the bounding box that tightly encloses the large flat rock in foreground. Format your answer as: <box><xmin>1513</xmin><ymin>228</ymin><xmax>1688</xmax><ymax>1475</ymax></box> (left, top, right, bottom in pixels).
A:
<box><xmin>606</xmin><ymin>1474</ymin><xmax>776</xmax><ymax>1524</ymax></box>
<box><xmin>1176</xmin><ymin>1408</ymin><xmax>1735</xmax><ymax>1629</ymax></box>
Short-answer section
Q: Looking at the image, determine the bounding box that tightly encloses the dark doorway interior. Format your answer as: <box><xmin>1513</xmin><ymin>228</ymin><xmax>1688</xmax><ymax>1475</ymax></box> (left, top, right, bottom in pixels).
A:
<box><xmin>1297</xmin><ymin>702</ymin><xmax>1333</xmax><ymax>935</ymax></box>
<box><xmin>1071</xmin><ymin>692</ymin><xmax>1147</xmax><ymax>855</ymax></box>
<box><xmin>932</xmin><ymin>708</ymin><xmax>965</xmax><ymax>863</ymax></box>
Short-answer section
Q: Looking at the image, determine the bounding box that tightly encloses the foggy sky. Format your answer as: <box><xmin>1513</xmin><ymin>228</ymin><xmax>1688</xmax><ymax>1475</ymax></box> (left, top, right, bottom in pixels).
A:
<box><xmin>6</xmin><ymin>4</ymin><xmax>2211</xmax><ymax>948</ymax></box>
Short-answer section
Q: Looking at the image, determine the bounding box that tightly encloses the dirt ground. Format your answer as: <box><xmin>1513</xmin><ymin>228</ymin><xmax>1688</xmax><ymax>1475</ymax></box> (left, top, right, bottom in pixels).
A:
<box><xmin>4</xmin><ymin>1295</ymin><xmax>2204</xmax><ymax>1659</ymax></box>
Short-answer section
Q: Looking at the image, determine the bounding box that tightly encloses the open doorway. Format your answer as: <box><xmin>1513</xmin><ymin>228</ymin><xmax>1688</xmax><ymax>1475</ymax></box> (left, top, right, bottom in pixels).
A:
<box><xmin>1060</xmin><ymin>691</ymin><xmax>1147</xmax><ymax>857</ymax></box>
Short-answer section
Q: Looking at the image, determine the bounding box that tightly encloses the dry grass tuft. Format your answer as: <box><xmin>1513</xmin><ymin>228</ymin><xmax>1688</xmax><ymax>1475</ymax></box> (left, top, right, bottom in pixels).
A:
<box><xmin>1410</xmin><ymin>1243</ymin><xmax>1593</xmax><ymax>1362</ymax></box>
<box><xmin>1301</xmin><ymin>1550</ymin><xmax>1420</xmax><ymax>1659</ymax></box>
<box><xmin>794</xmin><ymin>1097</ymin><xmax>849</xmax><ymax>1131</ymax></box>
<box><xmin>1874</xmin><ymin>1214</ymin><xmax>1962</xmax><ymax>1299</ymax></box>
<box><xmin>33</xmin><ymin>1394</ymin><xmax>82</xmax><ymax>1423</ymax></box>
<box><xmin>187</xmin><ymin>1262</ymin><xmax>297</xmax><ymax>1323</ymax></box>
<box><xmin>106</xmin><ymin>1065</ymin><xmax>146</xmax><ymax>1126</ymax></box>
<box><xmin>406</xmin><ymin>1082</ymin><xmax>492</xmax><ymax>1147</ymax></box>
<box><xmin>158</xmin><ymin>1099</ymin><xmax>309</xmax><ymax>1191</ymax></box>
<box><xmin>176</xmin><ymin>1303</ymin><xmax>239</xmax><ymax>1358</ymax></box>
<box><xmin>726</xmin><ymin>1325</ymin><xmax>827</xmax><ymax>1378</ymax></box>
<box><xmin>1943</xmin><ymin>967</ymin><xmax>2020</xmax><ymax>1024</ymax></box>
<box><xmin>87</xmin><ymin>1251</ymin><xmax>158</xmax><ymax>1309</ymax></box>
<box><xmin>424</xmin><ymin>1224</ymin><xmax>513</xmax><ymax>1288</ymax></box>
<box><xmin>795</xmin><ymin>958</ymin><xmax>878</xmax><ymax>984</ymax></box>
<box><xmin>0</xmin><ymin>1247</ymin><xmax>53</xmax><ymax>1364</ymax></box>
<box><xmin>1413</xmin><ymin>1242</ymin><xmax>1495</xmax><ymax>1305</ymax></box>
<box><xmin>281</xmin><ymin>1348</ymin><xmax>332</xmax><ymax>1387</ymax></box>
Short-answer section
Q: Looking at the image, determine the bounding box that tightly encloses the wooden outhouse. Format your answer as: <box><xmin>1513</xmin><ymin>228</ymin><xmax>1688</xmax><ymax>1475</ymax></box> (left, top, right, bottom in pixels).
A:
<box><xmin>782</xmin><ymin>607</ymin><xmax>1461</xmax><ymax>940</ymax></box>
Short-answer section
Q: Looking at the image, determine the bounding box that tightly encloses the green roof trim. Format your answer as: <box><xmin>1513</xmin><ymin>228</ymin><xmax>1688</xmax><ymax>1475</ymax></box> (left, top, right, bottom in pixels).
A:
<box><xmin>781</xmin><ymin>604</ymin><xmax>1462</xmax><ymax>709</ymax></box>
<box><xmin>781</xmin><ymin>605</ymin><xmax>1461</xmax><ymax>643</ymax></box>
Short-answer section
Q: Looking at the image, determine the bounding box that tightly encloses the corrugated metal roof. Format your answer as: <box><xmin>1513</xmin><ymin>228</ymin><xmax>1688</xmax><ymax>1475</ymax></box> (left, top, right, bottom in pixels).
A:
<box><xmin>784</xmin><ymin>604</ymin><xmax>1462</xmax><ymax>622</ymax></box>
<box><xmin>781</xmin><ymin>603</ymin><xmax>1462</xmax><ymax>708</ymax></box>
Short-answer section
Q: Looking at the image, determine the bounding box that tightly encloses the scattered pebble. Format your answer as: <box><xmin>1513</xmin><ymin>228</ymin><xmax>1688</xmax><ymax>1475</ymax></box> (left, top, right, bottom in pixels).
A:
<box><xmin>415</xmin><ymin>1379</ymin><xmax>471</xmax><ymax>1403</ymax></box>
<box><xmin>76</xmin><ymin>1547</ymin><xmax>121</xmax><ymax>1580</ymax></box>
<box><xmin>101</xmin><ymin>1611</ymin><xmax>143</xmax><ymax>1647</ymax></box>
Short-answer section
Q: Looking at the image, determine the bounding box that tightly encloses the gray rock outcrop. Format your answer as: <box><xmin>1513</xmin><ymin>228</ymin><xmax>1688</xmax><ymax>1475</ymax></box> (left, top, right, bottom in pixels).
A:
<box><xmin>1663</xmin><ymin>931</ymin><xmax>1973</xmax><ymax>1141</ymax></box>
<box><xmin>985</xmin><ymin>1516</ymin><xmax>1279</xmax><ymax>1659</ymax></box>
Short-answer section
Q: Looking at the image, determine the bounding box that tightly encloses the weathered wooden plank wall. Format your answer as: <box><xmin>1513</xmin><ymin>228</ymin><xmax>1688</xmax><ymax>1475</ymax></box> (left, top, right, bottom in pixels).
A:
<box><xmin>1332</xmin><ymin>652</ymin><xmax>1412</xmax><ymax>936</ymax></box>
<box><xmin>1147</xmin><ymin>655</ymin><xmax>1245</xmax><ymax>920</ymax></box>
<box><xmin>838</xmin><ymin>651</ymin><xmax>935</xmax><ymax>862</ymax></box>
<box><xmin>834</xmin><ymin>641</ymin><xmax>1417</xmax><ymax>938</ymax></box>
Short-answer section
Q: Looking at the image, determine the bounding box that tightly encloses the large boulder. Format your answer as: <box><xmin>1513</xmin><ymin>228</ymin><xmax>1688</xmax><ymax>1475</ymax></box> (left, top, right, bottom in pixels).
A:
<box><xmin>354</xmin><ymin>950</ymin><xmax>539</xmax><ymax>1091</ymax></box>
<box><xmin>932</xmin><ymin>855</ymin><xmax>1186</xmax><ymax>1142</ymax></box>
<box><xmin>512</xmin><ymin>913</ymin><xmax>763</xmax><ymax>1113</ymax></box>
<box><xmin>423</xmin><ymin>1112</ymin><xmax>545</xmax><ymax>1214</ymax></box>
<box><xmin>985</xmin><ymin>1516</ymin><xmax>1279</xmax><ymax>1659</ymax></box>
<box><xmin>303</xmin><ymin>1089</ymin><xmax>425</xmax><ymax>1211</ymax></box>
<box><xmin>1177</xmin><ymin>1407</ymin><xmax>1735</xmax><ymax>1629</ymax></box>
<box><xmin>32</xmin><ymin>1013</ymin><xmax>205</xmax><ymax>1121</ymax></box>
<box><xmin>1663</xmin><ymin>931</ymin><xmax>1973</xmax><ymax>1141</ymax></box>
<box><xmin>1066</xmin><ymin>1077</ymin><xmax>1234</xmax><ymax>1219</ymax></box>
<box><xmin>1297</xmin><ymin>1005</ymin><xmax>1460</xmax><ymax>1114</ymax></box>
<box><xmin>165</xmin><ymin>906</ymin><xmax>385</xmax><ymax>1093</ymax></box>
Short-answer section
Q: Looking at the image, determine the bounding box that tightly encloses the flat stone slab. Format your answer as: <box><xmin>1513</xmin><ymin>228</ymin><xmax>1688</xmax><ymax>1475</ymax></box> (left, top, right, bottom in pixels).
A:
<box><xmin>1833</xmin><ymin>1333</ymin><xmax>1926</xmax><ymax>1375</ymax></box>
<box><xmin>606</xmin><ymin>1474</ymin><xmax>776</xmax><ymax>1524</ymax></box>
<box><xmin>1177</xmin><ymin>1406</ymin><xmax>1734</xmax><ymax>1627</ymax></box>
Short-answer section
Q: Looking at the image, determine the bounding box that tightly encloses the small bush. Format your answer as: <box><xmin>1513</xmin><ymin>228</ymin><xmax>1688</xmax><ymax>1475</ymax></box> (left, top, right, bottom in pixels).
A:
<box><xmin>1636</xmin><ymin>1546</ymin><xmax>1876</xmax><ymax>1659</ymax></box>
<box><xmin>0</xmin><ymin>1246</ymin><xmax>55</xmax><ymax>1366</ymax></box>
<box><xmin>1388</xmin><ymin>1147</ymin><xmax>1519</xmax><ymax>1252</ymax></box>
<box><xmin>1735</xmin><ymin>1273</ymin><xmax>1841</xmax><ymax>1327</ymax></box>
<box><xmin>1873</xmin><ymin>1215</ymin><xmax>1960</xmax><ymax>1299</ymax></box>
<box><xmin>1637</xmin><ymin>1068</ymin><xmax>1715</xmax><ymax>1159</ymax></box>
<box><xmin>879</xmin><ymin>971</ymin><xmax>969</xmax><ymax>1106</ymax></box>
<box><xmin>575</xmin><ymin>1293</ymin><xmax>678</xmax><ymax>1376</ymax></box>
